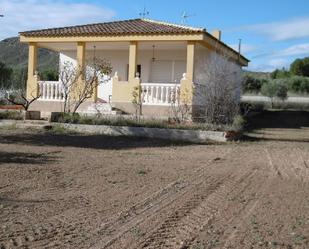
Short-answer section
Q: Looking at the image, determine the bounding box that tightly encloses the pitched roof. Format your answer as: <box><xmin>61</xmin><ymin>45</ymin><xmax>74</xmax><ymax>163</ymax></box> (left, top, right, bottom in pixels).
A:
<box><xmin>20</xmin><ymin>19</ymin><xmax>205</xmax><ymax>37</ymax></box>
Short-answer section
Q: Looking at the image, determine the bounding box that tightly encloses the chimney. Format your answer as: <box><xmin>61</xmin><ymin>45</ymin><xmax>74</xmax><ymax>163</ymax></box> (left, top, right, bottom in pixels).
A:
<box><xmin>212</xmin><ymin>30</ymin><xmax>222</xmax><ymax>41</ymax></box>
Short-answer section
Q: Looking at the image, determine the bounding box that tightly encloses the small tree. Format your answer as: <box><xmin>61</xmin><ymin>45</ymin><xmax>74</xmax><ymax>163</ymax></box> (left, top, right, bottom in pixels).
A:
<box><xmin>194</xmin><ymin>51</ymin><xmax>242</xmax><ymax>124</ymax></box>
<box><xmin>275</xmin><ymin>82</ymin><xmax>288</xmax><ymax>102</ymax></box>
<box><xmin>59</xmin><ymin>58</ymin><xmax>112</xmax><ymax>114</ymax></box>
<box><xmin>290</xmin><ymin>57</ymin><xmax>309</xmax><ymax>77</ymax></box>
<box><xmin>261</xmin><ymin>81</ymin><xmax>277</xmax><ymax>108</ymax></box>
<box><xmin>58</xmin><ymin>61</ymin><xmax>79</xmax><ymax>113</ymax></box>
<box><xmin>261</xmin><ymin>80</ymin><xmax>288</xmax><ymax>108</ymax></box>
<box><xmin>169</xmin><ymin>83</ymin><xmax>192</xmax><ymax>123</ymax></box>
<box><xmin>132</xmin><ymin>85</ymin><xmax>143</xmax><ymax>121</ymax></box>
<box><xmin>71</xmin><ymin>58</ymin><xmax>112</xmax><ymax>114</ymax></box>
<box><xmin>5</xmin><ymin>68</ymin><xmax>40</xmax><ymax>111</ymax></box>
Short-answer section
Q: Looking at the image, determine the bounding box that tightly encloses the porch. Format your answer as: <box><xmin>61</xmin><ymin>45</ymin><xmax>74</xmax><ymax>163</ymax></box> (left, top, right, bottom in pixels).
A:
<box><xmin>26</xmin><ymin>40</ymin><xmax>195</xmax><ymax>114</ymax></box>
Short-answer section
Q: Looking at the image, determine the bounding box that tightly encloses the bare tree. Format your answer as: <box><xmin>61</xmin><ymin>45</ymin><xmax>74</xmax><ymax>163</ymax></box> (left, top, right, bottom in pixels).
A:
<box><xmin>59</xmin><ymin>58</ymin><xmax>112</xmax><ymax>114</ymax></box>
<box><xmin>169</xmin><ymin>82</ymin><xmax>192</xmax><ymax>123</ymax></box>
<box><xmin>58</xmin><ymin>61</ymin><xmax>79</xmax><ymax>113</ymax></box>
<box><xmin>132</xmin><ymin>84</ymin><xmax>143</xmax><ymax>121</ymax></box>
<box><xmin>193</xmin><ymin>49</ymin><xmax>242</xmax><ymax>124</ymax></box>
<box><xmin>5</xmin><ymin>69</ymin><xmax>40</xmax><ymax>111</ymax></box>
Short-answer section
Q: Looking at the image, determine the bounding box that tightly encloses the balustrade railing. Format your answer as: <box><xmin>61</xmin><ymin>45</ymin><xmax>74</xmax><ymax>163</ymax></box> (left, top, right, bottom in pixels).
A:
<box><xmin>141</xmin><ymin>83</ymin><xmax>180</xmax><ymax>105</ymax></box>
<box><xmin>38</xmin><ymin>81</ymin><xmax>64</xmax><ymax>101</ymax></box>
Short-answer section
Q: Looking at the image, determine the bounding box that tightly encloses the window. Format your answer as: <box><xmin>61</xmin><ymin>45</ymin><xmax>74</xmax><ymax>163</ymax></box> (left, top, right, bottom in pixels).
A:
<box><xmin>150</xmin><ymin>60</ymin><xmax>186</xmax><ymax>83</ymax></box>
<box><xmin>126</xmin><ymin>64</ymin><xmax>141</xmax><ymax>81</ymax></box>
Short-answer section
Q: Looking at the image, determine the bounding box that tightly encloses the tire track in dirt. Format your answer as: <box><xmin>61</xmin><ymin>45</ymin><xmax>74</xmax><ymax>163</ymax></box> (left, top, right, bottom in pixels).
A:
<box><xmin>0</xmin><ymin>149</ymin><xmax>233</xmax><ymax>249</ymax></box>
<box><xmin>210</xmin><ymin>145</ymin><xmax>285</xmax><ymax>249</ymax></box>
<box><xmin>265</xmin><ymin>148</ymin><xmax>284</xmax><ymax>179</ymax></box>
<box><xmin>130</xmin><ymin>168</ymin><xmax>258</xmax><ymax>249</ymax></box>
<box><xmin>88</xmin><ymin>148</ymin><xmax>235</xmax><ymax>249</ymax></box>
<box><xmin>92</xmin><ymin>175</ymin><xmax>230</xmax><ymax>249</ymax></box>
<box><xmin>292</xmin><ymin>147</ymin><xmax>309</xmax><ymax>182</ymax></box>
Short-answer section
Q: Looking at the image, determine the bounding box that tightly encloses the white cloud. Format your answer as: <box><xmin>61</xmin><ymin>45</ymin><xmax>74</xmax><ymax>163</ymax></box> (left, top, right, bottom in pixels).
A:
<box><xmin>243</xmin><ymin>17</ymin><xmax>309</xmax><ymax>41</ymax></box>
<box><xmin>0</xmin><ymin>0</ymin><xmax>116</xmax><ymax>40</ymax></box>
<box><xmin>268</xmin><ymin>58</ymin><xmax>289</xmax><ymax>68</ymax></box>
<box><xmin>274</xmin><ymin>43</ymin><xmax>309</xmax><ymax>57</ymax></box>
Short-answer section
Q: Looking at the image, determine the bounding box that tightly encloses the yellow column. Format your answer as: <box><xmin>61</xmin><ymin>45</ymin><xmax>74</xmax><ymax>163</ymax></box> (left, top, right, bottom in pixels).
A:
<box><xmin>26</xmin><ymin>42</ymin><xmax>38</xmax><ymax>99</ymax></box>
<box><xmin>75</xmin><ymin>42</ymin><xmax>92</xmax><ymax>100</ymax></box>
<box><xmin>186</xmin><ymin>41</ymin><xmax>195</xmax><ymax>82</ymax></box>
<box><xmin>128</xmin><ymin>41</ymin><xmax>138</xmax><ymax>81</ymax></box>
<box><xmin>180</xmin><ymin>41</ymin><xmax>195</xmax><ymax>104</ymax></box>
<box><xmin>76</xmin><ymin>42</ymin><xmax>85</xmax><ymax>72</ymax></box>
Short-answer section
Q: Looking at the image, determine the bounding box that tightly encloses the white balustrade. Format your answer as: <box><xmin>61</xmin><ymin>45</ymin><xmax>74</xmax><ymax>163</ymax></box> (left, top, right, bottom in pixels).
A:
<box><xmin>141</xmin><ymin>83</ymin><xmax>180</xmax><ymax>105</ymax></box>
<box><xmin>38</xmin><ymin>81</ymin><xmax>64</xmax><ymax>101</ymax></box>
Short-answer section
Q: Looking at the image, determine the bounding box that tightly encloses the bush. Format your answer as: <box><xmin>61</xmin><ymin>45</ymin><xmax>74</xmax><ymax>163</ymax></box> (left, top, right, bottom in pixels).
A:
<box><xmin>231</xmin><ymin>115</ymin><xmax>245</xmax><ymax>131</ymax></box>
<box><xmin>270</xmin><ymin>68</ymin><xmax>290</xmax><ymax>79</ymax></box>
<box><xmin>40</xmin><ymin>69</ymin><xmax>58</xmax><ymax>81</ymax></box>
<box><xmin>51</xmin><ymin>113</ymin><xmax>241</xmax><ymax>131</ymax></box>
<box><xmin>276</xmin><ymin>82</ymin><xmax>288</xmax><ymax>101</ymax></box>
<box><xmin>290</xmin><ymin>57</ymin><xmax>309</xmax><ymax>77</ymax></box>
<box><xmin>261</xmin><ymin>80</ymin><xmax>288</xmax><ymax>108</ymax></box>
<box><xmin>0</xmin><ymin>110</ymin><xmax>24</xmax><ymax>120</ymax></box>
<box><xmin>242</xmin><ymin>75</ymin><xmax>266</xmax><ymax>93</ymax></box>
<box><xmin>287</xmin><ymin>76</ymin><xmax>309</xmax><ymax>93</ymax></box>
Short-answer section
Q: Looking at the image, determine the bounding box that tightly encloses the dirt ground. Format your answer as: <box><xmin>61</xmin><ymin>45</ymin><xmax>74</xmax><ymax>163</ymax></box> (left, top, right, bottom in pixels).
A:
<box><xmin>0</xmin><ymin>110</ymin><xmax>309</xmax><ymax>249</ymax></box>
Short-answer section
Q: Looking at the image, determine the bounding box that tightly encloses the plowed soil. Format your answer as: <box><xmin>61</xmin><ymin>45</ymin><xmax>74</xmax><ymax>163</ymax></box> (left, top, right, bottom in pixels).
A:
<box><xmin>0</xmin><ymin>111</ymin><xmax>309</xmax><ymax>249</ymax></box>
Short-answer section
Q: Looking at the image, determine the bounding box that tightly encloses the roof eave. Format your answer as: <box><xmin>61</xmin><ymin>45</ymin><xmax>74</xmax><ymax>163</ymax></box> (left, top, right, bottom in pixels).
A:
<box><xmin>19</xmin><ymin>32</ymin><xmax>205</xmax><ymax>43</ymax></box>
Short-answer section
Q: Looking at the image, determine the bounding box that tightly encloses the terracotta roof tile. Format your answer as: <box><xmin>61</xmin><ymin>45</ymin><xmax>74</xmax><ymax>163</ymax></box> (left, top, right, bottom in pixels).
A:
<box><xmin>20</xmin><ymin>19</ymin><xmax>205</xmax><ymax>37</ymax></box>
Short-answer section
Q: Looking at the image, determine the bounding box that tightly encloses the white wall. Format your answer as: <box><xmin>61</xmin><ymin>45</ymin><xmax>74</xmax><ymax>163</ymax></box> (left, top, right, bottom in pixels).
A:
<box><xmin>60</xmin><ymin>49</ymin><xmax>187</xmax><ymax>102</ymax></box>
<box><xmin>193</xmin><ymin>44</ymin><xmax>243</xmax><ymax>105</ymax></box>
<box><xmin>60</xmin><ymin>49</ymin><xmax>187</xmax><ymax>83</ymax></box>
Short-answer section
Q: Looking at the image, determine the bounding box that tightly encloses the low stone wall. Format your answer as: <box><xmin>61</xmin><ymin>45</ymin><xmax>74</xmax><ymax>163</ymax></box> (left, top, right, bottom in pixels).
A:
<box><xmin>58</xmin><ymin>123</ymin><xmax>231</xmax><ymax>143</ymax></box>
<box><xmin>0</xmin><ymin>120</ymin><xmax>240</xmax><ymax>143</ymax></box>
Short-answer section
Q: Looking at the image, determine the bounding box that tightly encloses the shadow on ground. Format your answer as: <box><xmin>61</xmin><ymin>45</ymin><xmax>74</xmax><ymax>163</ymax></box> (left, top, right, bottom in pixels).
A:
<box><xmin>246</xmin><ymin>110</ymin><xmax>309</xmax><ymax>129</ymax></box>
<box><xmin>0</xmin><ymin>132</ymin><xmax>196</xmax><ymax>150</ymax></box>
<box><xmin>244</xmin><ymin>110</ymin><xmax>309</xmax><ymax>142</ymax></box>
<box><xmin>0</xmin><ymin>151</ymin><xmax>60</xmax><ymax>165</ymax></box>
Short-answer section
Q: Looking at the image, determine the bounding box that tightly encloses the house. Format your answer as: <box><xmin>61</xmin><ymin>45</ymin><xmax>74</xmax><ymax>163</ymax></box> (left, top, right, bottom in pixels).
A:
<box><xmin>19</xmin><ymin>18</ymin><xmax>249</xmax><ymax>117</ymax></box>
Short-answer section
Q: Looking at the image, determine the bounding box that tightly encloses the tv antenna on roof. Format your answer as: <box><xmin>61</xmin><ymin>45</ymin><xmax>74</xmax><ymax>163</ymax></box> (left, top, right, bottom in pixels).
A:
<box><xmin>181</xmin><ymin>11</ymin><xmax>194</xmax><ymax>24</ymax></box>
<box><xmin>139</xmin><ymin>6</ymin><xmax>149</xmax><ymax>19</ymax></box>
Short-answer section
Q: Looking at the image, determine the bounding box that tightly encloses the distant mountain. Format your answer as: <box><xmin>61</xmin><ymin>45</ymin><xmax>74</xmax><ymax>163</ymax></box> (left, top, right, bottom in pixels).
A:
<box><xmin>0</xmin><ymin>37</ymin><xmax>58</xmax><ymax>71</ymax></box>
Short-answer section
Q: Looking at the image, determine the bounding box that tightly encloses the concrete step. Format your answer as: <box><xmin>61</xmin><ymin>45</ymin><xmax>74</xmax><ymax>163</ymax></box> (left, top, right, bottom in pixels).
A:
<box><xmin>80</xmin><ymin>103</ymin><xmax>120</xmax><ymax>115</ymax></box>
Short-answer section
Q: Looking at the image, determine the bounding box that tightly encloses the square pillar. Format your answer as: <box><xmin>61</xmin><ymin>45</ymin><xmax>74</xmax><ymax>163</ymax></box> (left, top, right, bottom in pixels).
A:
<box><xmin>76</xmin><ymin>41</ymin><xmax>86</xmax><ymax>78</ymax></box>
<box><xmin>26</xmin><ymin>42</ymin><xmax>38</xmax><ymax>99</ymax></box>
<box><xmin>186</xmin><ymin>41</ymin><xmax>195</xmax><ymax>82</ymax></box>
<box><xmin>180</xmin><ymin>41</ymin><xmax>195</xmax><ymax>105</ymax></box>
<box><xmin>128</xmin><ymin>41</ymin><xmax>138</xmax><ymax>81</ymax></box>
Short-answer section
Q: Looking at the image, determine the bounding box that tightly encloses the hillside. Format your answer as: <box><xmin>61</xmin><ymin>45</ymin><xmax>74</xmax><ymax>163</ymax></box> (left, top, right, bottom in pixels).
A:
<box><xmin>0</xmin><ymin>37</ymin><xmax>58</xmax><ymax>71</ymax></box>
<box><xmin>243</xmin><ymin>70</ymin><xmax>270</xmax><ymax>79</ymax></box>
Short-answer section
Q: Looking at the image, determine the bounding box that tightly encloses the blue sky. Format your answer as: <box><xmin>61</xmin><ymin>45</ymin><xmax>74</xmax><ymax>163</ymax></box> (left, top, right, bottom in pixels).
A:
<box><xmin>1</xmin><ymin>0</ymin><xmax>309</xmax><ymax>72</ymax></box>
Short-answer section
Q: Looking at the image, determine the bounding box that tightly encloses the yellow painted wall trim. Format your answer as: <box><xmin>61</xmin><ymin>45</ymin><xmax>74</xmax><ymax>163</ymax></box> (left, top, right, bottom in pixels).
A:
<box><xmin>26</xmin><ymin>42</ymin><xmax>38</xmax><ymax>99</ymax></box>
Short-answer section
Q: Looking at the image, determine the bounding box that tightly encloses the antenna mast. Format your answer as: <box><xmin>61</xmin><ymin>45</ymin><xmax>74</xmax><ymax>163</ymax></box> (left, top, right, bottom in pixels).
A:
<box><xmin>238</xmin><ymin>39</ymin><xmax>242</xmax><ymax>62</ymax></box>
<box><xmin>139</xmin><ymin>6</ymin><xmax>149</xmax><ymax>19</ymax></box>
<box><xmin>181</xmin><ymin>11</ymin><xmax>195</xmax><ymax>24</ymax></box>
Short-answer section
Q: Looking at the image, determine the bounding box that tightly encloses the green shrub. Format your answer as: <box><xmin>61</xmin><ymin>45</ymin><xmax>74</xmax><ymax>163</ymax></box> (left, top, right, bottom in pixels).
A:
<box><xmin>261</xmin><ymin>80</ymin><xmax>288</xmax><ymax>107</ymax></box>
<box><xmin>261</xmin><ymin>81</ymin><xmax>277</xmax><ymax>99</ymax></box>
<box><xmin>276</xmin><ymin>82</ymin><xmax>288</xmax><ymax>101</ymax></box>
<box><xmin>0</xmin><ymin>110</ymin><xmax>23</xmax><ymax>120</ymax></box>
<box><xmin>270</xmin><ymin>68</ymin><xmax>290</xmax><ymax>79</ymax></box>
<box><xmin>242</xmin><ymin>75</ymin><xmax>266</xmax><ymax>93</ymax></box>
<box><xmin>287</xmin><ymin>76</ymin><xmax>309</xmax><ymax>93</ymax></box>
<box><xmin>231</xmin><ymin>115</ymin><xmax>245</xmax><ymax>131</ymax></box>
<box><xmin>52</xmin><ymin>113</ymin><xmax>241</xmax><ymax>131</ymax></box>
